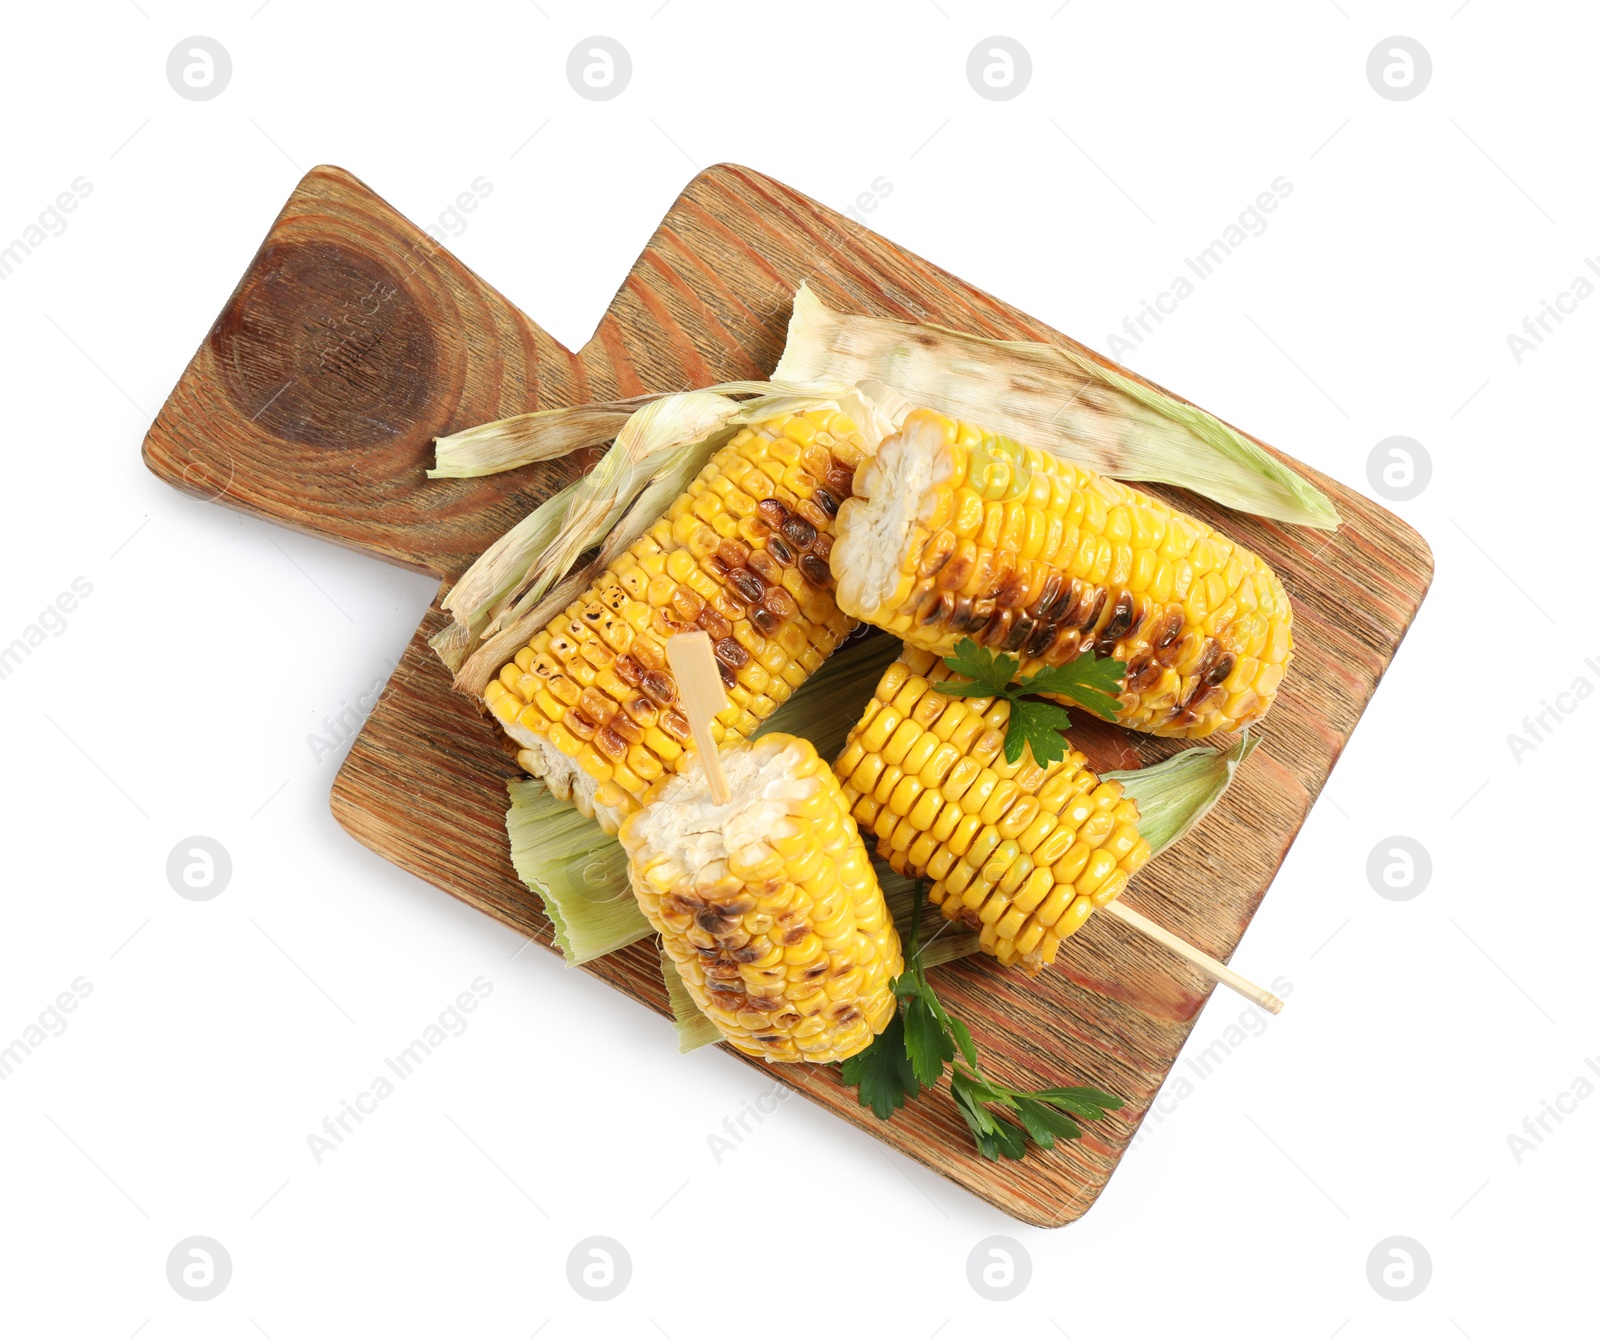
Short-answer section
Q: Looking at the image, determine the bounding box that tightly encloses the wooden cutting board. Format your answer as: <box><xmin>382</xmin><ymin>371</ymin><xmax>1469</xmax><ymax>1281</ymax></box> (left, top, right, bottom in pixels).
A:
<box><xmin>142</xmin><ymin>163</ymin><xmax>1432</xmax><ymax>1226</ymax></box>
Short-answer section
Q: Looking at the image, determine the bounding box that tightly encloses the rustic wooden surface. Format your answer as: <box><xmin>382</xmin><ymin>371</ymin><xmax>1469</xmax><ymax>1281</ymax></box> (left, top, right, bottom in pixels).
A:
<box><xmin>142</xmin><ymin>163</ymin><xmax>1433</xmax><ymax>1227</ymax></box>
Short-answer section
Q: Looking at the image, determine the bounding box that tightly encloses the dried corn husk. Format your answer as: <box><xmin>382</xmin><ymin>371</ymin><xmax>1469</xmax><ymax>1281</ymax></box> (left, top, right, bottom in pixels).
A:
<box><xmin>429</xmin><ymin>395</ymin><xmax>661</xmax><ymax>479</ymax></box>
<box><xmin>774</xmin><ymin>283</ymin><xmax>1338</xmax><ymax>530</ymax></box>
<box><xmin>435</xmin><ymin>382</ymin><xmax>906</xmax><ymax>689</ymax></box>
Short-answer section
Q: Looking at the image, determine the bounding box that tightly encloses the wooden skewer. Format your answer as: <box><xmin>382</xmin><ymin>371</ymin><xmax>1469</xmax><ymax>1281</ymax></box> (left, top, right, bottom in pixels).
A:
<box><xmin>675</xmin><ymin>634</ymin><xmax>1278</xmax><ymax>1009</ymax></box>
<box><xmin>1103</xmin><ymin>899</ymin><xmax>1283</xmax><ymax>1014</ymax></box>
<box><xmin>665</xmin><ymin>631</ymin><xmax>733</xmax><ymax>805</ymax></box>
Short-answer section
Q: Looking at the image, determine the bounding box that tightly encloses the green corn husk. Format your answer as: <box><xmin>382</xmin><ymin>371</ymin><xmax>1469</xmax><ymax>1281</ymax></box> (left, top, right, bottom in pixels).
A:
<box><xmin>661</xmin><ymin>948</ymin><xmax>724</xmax><ymax>1053</ymax></box>
<box><xmin>507</xmin><ymin>777</ymin><xmax>646</xmax><ymax>963</ymax></box>
<box><xmin>774</xmin><ymin>283</ymin><xmax>1339</xmax><ymax>530</ymax></box>
<box><xmin>1107</xmin><ymin>731</ymin><xmax>1259</xmax><ymax>857</ymax></box>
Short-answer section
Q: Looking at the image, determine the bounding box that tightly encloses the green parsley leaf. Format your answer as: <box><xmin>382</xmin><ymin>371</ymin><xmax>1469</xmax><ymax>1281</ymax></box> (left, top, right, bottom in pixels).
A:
<box><xmin>1004</xmin><ymin>698</ymin><xmax>1075</xmax><ymax>767</ymax></box>
<box><xmin>839</xmin><ymin>880</ymin><xmax>1124</xmax><ymax>1160</ymax></box>
<box><xmin>940</xmin><ymin>639</ymin><xmax>1015</xmax><ymax>697</ymax></box>
<box><xmin>1017</xmin><ymin>655</ymin><xmax>1127</xmax><ymax>719</ymax></box>
<box><xmin>947</xmin><ymin>1015</ymin><xmax>979</xmax><ymax>1070</ymax></box>
<box><xmin>903</xmin><ymin>995</ymin><xmax>955</xmax><ymax>1087</ymax></box>
<box><xmin>950</xmin><ymin>1072</ymin><xmax>1000</xmax><ymax>1131</ymax></box>
<box><xmin>840</xmin><ymin>1012</ymin><xmax>919</xmax><ymax>1119</ymax></box>
<box><xmin>1031</xmin><ymin>1086</ymin><xmax>1124</xmax><ymax>1120</ymax></box>
<box><xmin>929</xmin><ymin>678</ymin><xmax>1002</xmax><ymax>699</ymax></box>
<box><xmin>1011</xmin><ymin>1097</ymin><xmax>1083</xmax><ymax>1149</ymax></box>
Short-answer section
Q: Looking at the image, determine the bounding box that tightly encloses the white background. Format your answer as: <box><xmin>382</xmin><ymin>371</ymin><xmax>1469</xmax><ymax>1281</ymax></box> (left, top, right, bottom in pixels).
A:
<box><xmin>1</xmin><ymin>2</ymin><xmax>1593</xmax><ymax>1335</ymax></box>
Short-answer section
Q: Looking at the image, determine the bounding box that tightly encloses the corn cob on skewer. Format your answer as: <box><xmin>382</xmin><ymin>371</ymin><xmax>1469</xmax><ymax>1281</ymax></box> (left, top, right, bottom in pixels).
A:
<box><xmin>620</xmin><ymin>733</ymin><xmax>903</xmax><ymax>1063</ymax></box>
<box><xmin>483</xmin><ymin>409</ymin><xmax>866</xmax><ymax>833</ymax></box>
<box><xmin>830</xmin><ymin>408</ymin><xmax>1293</xmax><ymax>738</ymax></box>
<box><xmin>834</xmin><ymin>647</ymin><xmax>1152</xmax><ymax>974</ymax></box>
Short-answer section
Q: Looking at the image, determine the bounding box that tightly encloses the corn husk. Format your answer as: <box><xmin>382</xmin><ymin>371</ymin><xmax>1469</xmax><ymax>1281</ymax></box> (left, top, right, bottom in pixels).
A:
<box><xmin>1106</xmin><ymin>732</ymin><xmax>1258</xmax><ymax>857</ymax></box>
<box><xmin>774</xmin><ymin>283</ymin><xmax>1339</xmax><ymax>530</ymax></box>
<box><xmin>436</xmin><ymin>382</ymin><xmax>906</xmax><ymax>692</ymax></box>
<box><xmin>431</xmin><ymin>378</ymin><xmax>903</xmax><ymax>482</ymax></box>
<box><xmin>439</xmin><ymin>391</ymin><xmax>740</xmax><ymax>676</ymax></box>
<box><xmin>506</xmin><ymin>777</ymin><xmax>646</xmax><ymax>963</ymax></box>
<box><xmin>661</xmin><ymin>949</ymin><xmax>724</xmax><ymax>1053</ymax></box>
<box><xmin>429</xmin><ymin>395</ymin><xmax>661</xmax><ymax>479</ymax></box>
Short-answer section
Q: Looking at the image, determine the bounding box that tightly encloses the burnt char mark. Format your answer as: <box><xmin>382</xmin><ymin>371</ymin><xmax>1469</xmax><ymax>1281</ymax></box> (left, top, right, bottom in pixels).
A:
<box><xmin>1024</xmin><ymin>620</ymin><xmax>1060</xmax><ymax>659</ymax></box>
<box><xmin>1124</xmin><ymin>652</ymin><xmax>1161</xmax><ymax>691</ymax></box>
<box><xmin>1153</xmin><ymin>606</ymin><xmax>1185</xmax><ymax>649</ymax></box>
<box><xmin>695</xmin><ymin>605</ymin><xmax>732</xmax><ymax>641</ymax></box>
<box><xmin>641</xmin><ymin>670</ymin><xmax>676</xmax><ymax>706</ymax></box>
<box><xmin>728</xmin><ymin>568</ymin><xmax>766</xmax><ymax>606</ymax></box>
<box><xmin>1102</xmin><ymin>591</ymin><xmax>1135</xmax><ymax>642</ymax></box>
<box><xmin>1077</xmin><ymin>587</ymin><xmax>1109</xmax><ymax>631</ymax></box>
<box><xmin>799</xmin><ymin>554</ymin><xmax>832</xmax><ymax>588</ymax></box>
<box><xmin>979</xmin><ymin>606</ymin><xmax>1012</xmax><ymax>647</ymax></box>
<box><xmin>824</xmin><ymin>463</ymin><xmax>857</xmax><ymax>497</ymax></box>
<box><xmin>1002</xmin><ymin>613</ymin><xmax>1035</xmax><ymax>653</ymax></box>
<box><xmin>936</xmin><ymin>548</ymin><xmax>974</xmax><ymax>592</ymax></box>
<box><xmin>780</xmin><ymin>514</ymin><xmax>817</xmax><ymax>549</ymax></box>
<box><xmin>746</xmin><ymin>550</ymin><xmax>781</xmax><ymax>586</ymax></box>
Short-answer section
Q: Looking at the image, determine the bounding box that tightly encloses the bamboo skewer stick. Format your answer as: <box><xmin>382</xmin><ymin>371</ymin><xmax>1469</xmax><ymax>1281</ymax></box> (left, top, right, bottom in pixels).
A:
<box><xmin>1103</xmin><ymin>899</ymin><xmax>1283</xmax><ymax>1014</ymax></box>
<box><xmin>674</xmin><ymin>632</ymin><xmax>1277</xmax><ymax>1009</ymax></box>
<box><xmin>665</xmin><ymin>631</ymin><xmax>733</xmax><ymax>805</ymax></box>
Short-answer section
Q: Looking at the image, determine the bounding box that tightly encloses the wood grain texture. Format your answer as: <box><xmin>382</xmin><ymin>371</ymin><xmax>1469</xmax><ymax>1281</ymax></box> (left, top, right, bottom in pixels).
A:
<box><xmin>142</xmin><ymin>163</ymin><xmax>1433</xmax><ymax>1227</ymax></box>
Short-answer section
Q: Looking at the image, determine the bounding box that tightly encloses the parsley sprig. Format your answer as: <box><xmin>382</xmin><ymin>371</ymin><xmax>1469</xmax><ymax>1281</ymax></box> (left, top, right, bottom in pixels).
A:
<box><xmin>936</xmin><ymin>638</ymin><xmax>1125</xmax><ymax>769</ymax></box>
<box><xmin>840</xmin><ymin>885</ymin><xmax>1122</xmax><ymax>1161</ymax></box>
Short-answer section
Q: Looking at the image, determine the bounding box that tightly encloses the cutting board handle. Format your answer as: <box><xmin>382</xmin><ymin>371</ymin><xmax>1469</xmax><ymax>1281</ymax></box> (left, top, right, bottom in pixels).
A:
<box><xmin>142</xmin><ymin>165</ymin><xmax>594</xmax><ymax>579</ymax></box>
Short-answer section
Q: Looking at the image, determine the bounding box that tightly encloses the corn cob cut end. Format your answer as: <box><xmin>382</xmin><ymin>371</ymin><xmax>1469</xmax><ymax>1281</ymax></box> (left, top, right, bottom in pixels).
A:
<box><xmin>832</xmin><ymin>408</ymin><xmax>1293</xmax><ymax>738</ymax></box>
<box><xmin>483</xmin><ymin>409</ymin><xmax>869</xmax><ymax>833</ymax></box>
<box><xmin>834</xmin><ymin>646</ymin><xmax>1152</xmax><ymax>975</ymax></box>
<box><xmin>619</xmin><ymin>733</ymin><xmax>903</xmax><ymax>1064</ymax></box>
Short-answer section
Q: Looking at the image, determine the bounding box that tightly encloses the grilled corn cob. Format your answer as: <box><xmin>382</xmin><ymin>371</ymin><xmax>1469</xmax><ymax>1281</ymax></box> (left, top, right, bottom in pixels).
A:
<box><xmin>834</xmin><ymin>647</ymin><xmax>1152</xmax><ymax>974</ymax></box>
<box><xmin>830</xmin><ymin>408</ymin><xmax>1292</xmax><ymax>737</ymax></box>
<box><xmin>483</xmin><ymin>409</ymin><xmax>866</xmax><ymax>832</ymax></box>
<box><xmin>619</xmin><ymin>733</ymin><xmax>903</xmax><ymax>1063</ymax></box>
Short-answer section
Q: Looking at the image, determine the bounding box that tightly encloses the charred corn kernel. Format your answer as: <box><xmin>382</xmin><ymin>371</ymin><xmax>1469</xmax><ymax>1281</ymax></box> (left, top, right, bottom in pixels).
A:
<box><xmin>622</xmin><ymin>735</ymin><xmax>901</xmax><ymax>1065</ymax></box>
<box><xmin>486</xmin><ymin>410</ymin><xmax>869</xmax><ymax>833</ymax></box>
<box><xmin>831</xmin><ymin>408</ymin><xmax>1293</xmax><ymax>738</ymax></box>
<box><xmin>836</xmin><ymin>649</ymin><xmax>1151</xmax><ymax>975</ymax></box>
